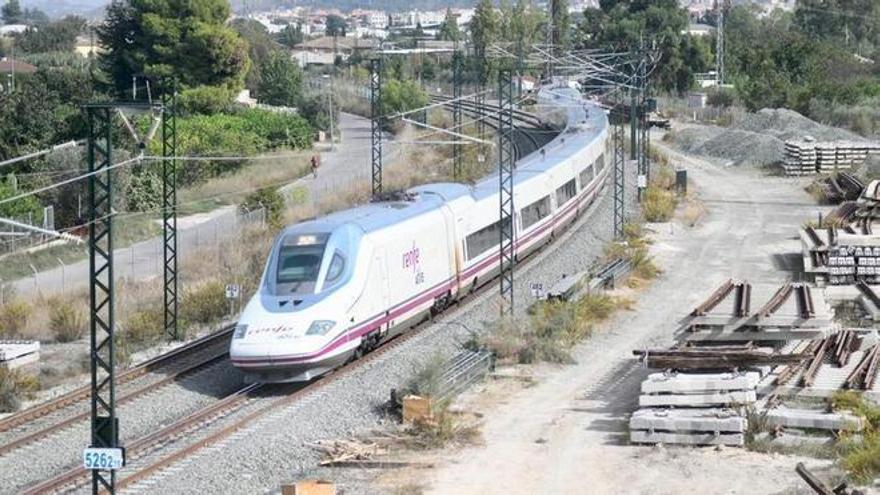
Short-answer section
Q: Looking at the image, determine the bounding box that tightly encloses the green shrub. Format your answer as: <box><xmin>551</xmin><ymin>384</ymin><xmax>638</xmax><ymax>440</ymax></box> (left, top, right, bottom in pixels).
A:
<box><xmin>831</xmin><ymin>391</ymin><xmax>880</xmax><ymax>482</ymax></box>
<box><xmin>126</xmin><ymin>170</ymin><xmax>163</xmax><ymax>211</ymax></box>
<box><xmin>0</xmin><ymin>368</ymin><xmax>39</xmax><ymax>412</ymax></box>
<box><xmin>241</xmin><ymin>187</ymin><xmax>284</xmax><ymax>228</ymax></box>
<box><xmin>181</xmin><ymin>281</ymin><xmax>228</xmax><ymax>327</ymax></box>
<box><xmin>48</xmin><ymin>298</ymin><xmax>86</xmax><ymax>343</ymax></box>
<box><xmin>123</xmin><ymin>308</ymin><xmax>164</xmax><ymax>345</ymax></box>
<box><xmin>178</xmin><ymin>85</ymin><xmax>235</xmax><ymax>115</ymax></box>
<box><xmin>0</xmin><ymin>300</ymin><xmax>32</xmax><ymax>338</ymax></box>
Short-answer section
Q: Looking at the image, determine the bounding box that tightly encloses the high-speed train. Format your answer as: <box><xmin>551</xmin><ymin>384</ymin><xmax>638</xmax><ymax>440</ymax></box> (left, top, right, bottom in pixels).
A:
<box><xmin>230</xmin><ymin>86</ymin><xmax>612</xmax><ymax>382</ymax></box>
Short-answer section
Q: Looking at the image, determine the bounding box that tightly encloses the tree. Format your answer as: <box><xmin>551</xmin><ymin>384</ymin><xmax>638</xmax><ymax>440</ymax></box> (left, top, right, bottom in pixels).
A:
<box><xmin>437</xmin><ymin>8</ymin><xmax>460</xmax><ymax>42</ymax></box>
<box><xmin>1</xmin><ymin>0</ymin><xmax>21</xmax><ymax>24</ymax></box>
<box><xmin>470</xmin><ymin>0</ymin><xmax>498</xmax><ymax>83</ymax></box>
<box><xmin>276</xmin><ymin>23</ymin><xmax>303</xmax><ymax>48</ymax></box>
<box><xmin>550</xmin><ymin>0</ymin><xmax>570</xmax><ymax>52</ymax></box>
<box><xmin>326</xmin><ymin>15</ymin><xmax>347</xmax><ymax>37</ymax></box>
<box><xmin>15</xmin><ymin>16</ymin><xmax>86</xmax><ymax>54</ymax></box>
<box><xmin>231</xmin><ymin>18</ymin><xmax>278</xmax><ymax>90</ymax></box>
<box><xmin>97</xmin><ymin>0</ymin><xmax>250</xmax><ymax>99</ymax></box>
<box><xmin>256</xmin><ymin>52</ymin><xmax>302</xmax><ymax>107</ymax></box>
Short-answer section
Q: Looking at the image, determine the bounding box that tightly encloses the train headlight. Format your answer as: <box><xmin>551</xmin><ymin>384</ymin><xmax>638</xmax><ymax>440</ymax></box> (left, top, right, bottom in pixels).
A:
<box><xmin>233</xmin><ymin>324</ymin><xmax>248</xmax><ymax>340</ymax></box>
<box><xmin>306</xmin><ymin>320</ymin><xmax>336</xmax><ymax>336</ymax></box>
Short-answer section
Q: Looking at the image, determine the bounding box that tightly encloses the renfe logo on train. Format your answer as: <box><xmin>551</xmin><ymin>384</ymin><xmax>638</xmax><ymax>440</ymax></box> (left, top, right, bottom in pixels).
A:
<box><xmin>402</xmin><ymin>242</ymin><xmax>425</xmax><ymax>285</ymax></box>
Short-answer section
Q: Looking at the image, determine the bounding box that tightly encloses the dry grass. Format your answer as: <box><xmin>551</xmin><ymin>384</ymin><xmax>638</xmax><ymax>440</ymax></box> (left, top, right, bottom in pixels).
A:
<box><xmin>0</xmin><ymin>367</ymin><xmax>39</xmax><ymax>412</ymax></box>
<box><xmin>177</xmin><ymin>152</ymin><xmax>311</xmax><ymax>214</ymax></box>
<box><xmin>680</xmin><ymin>198</ymin><xmax>707</xmax><ymax>227</ymax></box>
<box><xmin>832</xmin><ymin>391</ymin><xmax>880</xmax><ymax>483</ymax></box>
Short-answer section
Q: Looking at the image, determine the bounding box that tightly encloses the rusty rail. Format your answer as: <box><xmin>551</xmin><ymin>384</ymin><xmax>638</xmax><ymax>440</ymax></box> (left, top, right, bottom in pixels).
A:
<box><xmin>757</xmin><ymin>283</ymin><xmax>793</xmax><ymax>319</ymax></box>
<box><xmin>844</xmin><ymin>346</ymin><xmax>880</xmax><ymax>390</ymax></box>
<box><xmin>795</xmin><ymin>284</ymin><xmax>815</xmax><ymax>319</ymax></box>
<box><xmin>733</xmin><ymin>282</ymin><xmax>751</xmax><ymax>317</ymax></box>
<box><xmin>801</xmin><ymin>336</ymin><xmax>831</xmax><ymax>387</ymax></box>
<box><xmin>691</xmin><ymin>279</ymin><xmax>734</xmax><ymax>316</ymax></box>
<box><xmin>804</xmin><ymin>226</ymin><xmax>824</xmax><ymax>248</ymax></box>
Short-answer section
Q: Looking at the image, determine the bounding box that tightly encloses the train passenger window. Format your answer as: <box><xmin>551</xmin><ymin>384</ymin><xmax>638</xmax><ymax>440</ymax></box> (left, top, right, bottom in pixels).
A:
<box><xmin>579</xmin><ymin>164</ymin><xmax>594</xmax><ymax>187</ymax></box>
<box><xmin>325</xmin><ymin>252</ymin><xmax>345</xmax><ymax>284</ymax></box>
<box><xmin>596</xmin><ymin>153</ymin><xmax>605</xmax><ymax>171</ymax></box>
<box><xmin>555</xmin><ymin>179</ymin><xmax>577</xmax><ymax>207</ymax></box>
<box><xmin>277</xmin><ymin>244</ymin><xmax>325</xmax><ymax>284</ymax></box>
<box><xmin>465</xmin><ymin>217</ymin><xmax>512</xmax><ymax>261</ymax></box>
<box><xmin>520</xmin><ymin>196</ymin><xmax>551</xmax><ymax>230</ymax></box>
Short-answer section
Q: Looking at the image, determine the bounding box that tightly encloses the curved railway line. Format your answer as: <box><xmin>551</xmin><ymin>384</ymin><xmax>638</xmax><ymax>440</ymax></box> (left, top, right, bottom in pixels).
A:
<box><xmin>10</xmin><ymin>97</ymin><xmax>584</xmax><ymax>493</ymax></box>
<box><xmin>0</xmin><ymin>327</ymin><xmax>233</xmax><ymax>457</ymax></box>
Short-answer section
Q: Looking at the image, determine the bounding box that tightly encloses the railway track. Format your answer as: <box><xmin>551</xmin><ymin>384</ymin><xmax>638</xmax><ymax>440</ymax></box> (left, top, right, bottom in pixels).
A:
<box><xmin>0</xmin><ymin>326</ymin><xmax>234</xmax><ymax>458</ymax></box>
<box><xmin>429</xmin><ymin>95</ymin><xmax>558</xmax><ymax>160</ymax></box>
<box><xmin>23</xmin><ymin>318</ymin><xmax>436</xmax><ymax>494</ymax></box>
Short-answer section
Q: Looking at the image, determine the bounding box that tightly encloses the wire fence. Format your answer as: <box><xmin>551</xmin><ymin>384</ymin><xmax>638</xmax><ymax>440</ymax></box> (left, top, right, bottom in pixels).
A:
<box><xmin>6</xmin><ymin>206</ymin><xmax>266</xmax><ymax>297</ymax></box>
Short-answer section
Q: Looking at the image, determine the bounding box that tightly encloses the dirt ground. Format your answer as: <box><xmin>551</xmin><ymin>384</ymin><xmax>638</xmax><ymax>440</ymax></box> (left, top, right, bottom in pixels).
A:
<box><xmin>370</xmin><ymin>142</ymin><xmax>864</xmax><ymax>495</ymax></box>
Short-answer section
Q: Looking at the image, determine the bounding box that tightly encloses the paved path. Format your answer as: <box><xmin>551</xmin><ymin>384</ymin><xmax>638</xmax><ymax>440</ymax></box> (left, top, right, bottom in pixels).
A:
<box><xmin>424</xmin><ymin>146</ymin><xmax>835</xmax><ymax>494</ymax></box>
<box><xmin>10</xmin><ymin>112</ymin><xmax>379</xmax><ymax>296</ymax></box>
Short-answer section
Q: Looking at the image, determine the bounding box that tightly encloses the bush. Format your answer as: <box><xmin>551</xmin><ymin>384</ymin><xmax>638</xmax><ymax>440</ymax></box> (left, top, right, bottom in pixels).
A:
<box><xmin>0</xmin><ymin>300</ymin><xmax>32</xmax><ymax>338</ymax></box>
<box><xmin>178</xmin><ymin>85</ymin><xmax>235</xmax><ymax>115</ymax></box>
<box><xmin>242</xmin><ymin>187</ymin><xmax>284</xmax><ymax>228</ymax></box>
<box><xmin>707</xmin><ymin>87</ymin><xmax>736</xmax><ymax>108</ymax></box>
<box><xmin>126</xmin><ymin>170</ymin><xmax>163</xmax><ymax>212</ymax></box>
<box><xmin>181</xmin><ymin>281</ymin><xmax>228</xmax><ymax>327</ymax></box>
<box><xmin>48</xmin><ymin>298</ymin><xmax>86</xmax><ymax>343</ymax></box>
<box><xmin>832</xmin><ymin>391</ymin><xmax>880</xmax><ymax>483</ymax></box>
<box><xmin>642</xmin><ymin>185</ymin><xmax>677</xmax><ymax>222</ymax></box>
<box><xmin>0</xmin><ymin>368</ymin><xmax>39</xmax><ymax>412</ymax></box>
<box><xmin>123</xmin><ymin>308</ymin><xmax>164</xmax><ymax>346</ymax></box>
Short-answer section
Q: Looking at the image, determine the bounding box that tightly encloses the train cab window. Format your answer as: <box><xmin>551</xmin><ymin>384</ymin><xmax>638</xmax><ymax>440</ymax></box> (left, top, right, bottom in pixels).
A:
<box><xmin>555</xmin><ymin>179</ymin><xmax>577</xmax><ymax>207</ymax></box>
<box><xmin>277</xmin><ymin>245</ymin><xmax>325</xmax><ymax>284</ymax></box>
<box><xmin>579</xmin><ymin>164</ymin><xmax>594</xmax><ymax>188</ymax></box>
<box><xmin>325</xmin><ymin>252</ymin><xmax>345</xmax><ymax>284</ymax></box>
<box><xmin>520</xmin><ymin>195</ymin><xmax>551</xmax><ymax>230</ymax></box>
<box><xmin>274</xmin><ymin>233</ymin><xmax>330</xmax><ymax>292</ymax></box>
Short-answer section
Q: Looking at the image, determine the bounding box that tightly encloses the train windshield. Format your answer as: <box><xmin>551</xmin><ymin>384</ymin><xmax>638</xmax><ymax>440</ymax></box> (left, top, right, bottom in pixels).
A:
<box><xmin>275</xmin><ymin>234</ymin><xmax>329</xmax><ymax>289</ymax></box>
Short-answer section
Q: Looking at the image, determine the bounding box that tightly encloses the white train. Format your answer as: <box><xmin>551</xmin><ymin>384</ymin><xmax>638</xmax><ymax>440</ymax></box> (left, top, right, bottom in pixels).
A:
<box><xmin>230</xmin><ymin>87</ymin><xmax>612</xmax><ymax>382</ymax></box>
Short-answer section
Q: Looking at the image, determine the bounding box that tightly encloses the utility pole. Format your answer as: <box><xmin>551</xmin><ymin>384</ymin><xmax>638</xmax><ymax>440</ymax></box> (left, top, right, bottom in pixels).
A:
<box><xmin>161</xmin><ymin>82</ymin><xmax>179</xmax><ymax>341</ymax></box>
<box><xmin>716</xmin><ymin>0</ymin><xmax>725</xmax><ymax>87</ymax></box>
<box><xmin>370</xmin><ymin>58</ymin><xmax>383</xmax><ymax>197</ymax></box>
<box><xmin>453</xmin><ymin>51</ymin><xmax>463</xmax><ymax>181</ymax></box>
<box><xmin>497</xmin><ymin>69</ymin><xmax>515</xmax><ymax>316</ymax></box>
<box><xmin>612</xmin><ymin>102</ymin><xmax>626</xmax><ymax>240</ymax></box>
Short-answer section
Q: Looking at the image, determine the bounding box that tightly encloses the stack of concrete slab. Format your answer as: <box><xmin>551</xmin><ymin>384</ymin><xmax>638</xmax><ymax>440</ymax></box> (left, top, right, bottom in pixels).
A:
<box><xmin>630</xmin><ymin>372</ymin><xmax>758</xmax><ymax>447</ymax></box>
<box><xmin>765</xmin><ymin>407</ymin><xmax>863</xmax><ymax>432</ymax></box>
<box><xmin>784</xmin><ymin>140</ymin><xmax>880</xmax><ymax>176</ymax></box>
<box><xmin>783</xmin><ymin>140</ymin><xmax>818</xmax><ymax>176</ymax></box>
<box><xmin>0</xmin><ymin>340</ymin><xmax>40</xmax><ymax>369</ymax></box>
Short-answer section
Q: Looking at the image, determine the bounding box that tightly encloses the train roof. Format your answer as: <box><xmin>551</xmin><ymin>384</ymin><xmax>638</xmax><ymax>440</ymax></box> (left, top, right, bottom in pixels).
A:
<box><xmin>472</xmin><ymin>87</ymin><xmax>608</xmax><ymax>199</ymax></box>
<box><xmin>280</xmin><ymin>87</ymin><xmax>607</xmax><ymax>237</ymax></box>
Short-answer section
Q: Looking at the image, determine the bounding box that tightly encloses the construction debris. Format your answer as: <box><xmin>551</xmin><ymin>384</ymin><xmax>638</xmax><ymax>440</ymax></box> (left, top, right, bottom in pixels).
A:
<box><xmin>402</xmin><ymin>395</ymin><xmax>433</xmax><ymax>424</ymax></box>
<box><xmin>281</xmin><ymin>480</ymin><xmax>336</xmax><ymax>495</ymax></box>
<box><xmin>795</xmin><ymin>462</ymin><xmax>865</xmax><ymax>495</ymax></box>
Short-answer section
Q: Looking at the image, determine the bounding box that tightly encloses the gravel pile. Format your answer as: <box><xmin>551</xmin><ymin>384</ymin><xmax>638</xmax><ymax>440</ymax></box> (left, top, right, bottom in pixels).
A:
<box><xmin>668</xmin><ymin>108</ymin><xmax>865</xmax><ymax>167</ymax></box>
<box><xmin>123</xmin><ymin>167</ymin><xmax>638</xmax><ymax>495</ymax></box>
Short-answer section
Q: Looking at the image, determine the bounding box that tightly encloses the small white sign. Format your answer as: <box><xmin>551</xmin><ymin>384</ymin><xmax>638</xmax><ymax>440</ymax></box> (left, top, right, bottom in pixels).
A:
<box><xmin>225</xmin><ymin>284</ymin><xmax>241</xmax><ymax>300</ymax></box>
<box><xmin>529</xmin><ymin>282</ymin><xmax>544</xmax><ymax>299</ymax></box>
<box><xmin>637</xmin><ymin>174</ymin><xmax>647</xmax><ymax>188</ymax></box>
<box><xmin>83</xmin><ymin>447</ymin><xmax>124</xmax><ymax>470</ymax></box>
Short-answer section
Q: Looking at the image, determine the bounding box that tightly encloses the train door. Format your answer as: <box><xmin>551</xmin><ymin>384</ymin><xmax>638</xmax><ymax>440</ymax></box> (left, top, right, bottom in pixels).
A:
<box><xmin>374</xmin><ymin>246</ymin><xmax>392</xmax><ymax>335</ymax></box>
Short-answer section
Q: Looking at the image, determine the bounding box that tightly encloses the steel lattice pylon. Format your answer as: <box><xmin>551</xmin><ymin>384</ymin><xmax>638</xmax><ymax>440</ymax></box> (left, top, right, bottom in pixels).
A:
<box><xmin>370</xmin><ymin>58</ymin><xmax>383</xmax><ymax>197</ymax></box>
<box><xmin>497</xmin><ymin>69</ymin><xmax>515</xmax><ymax>316</ymax></box>
<box><xmin>612</xmin><ymin>106</ymin><xmax>626</xmax><ymax>240</ymax></box>
<box><xmin>161</xmin><ymin>84</ymin><xmax>179</xmax><ymax>340</ymax></box>
<box><xmin>85</xmin><ymin>105</ymin><xmax>119</xmax><ymax>494</ymax></box>
<box><xmin>452</xmin><ymin>52</ymin><xmax>463</xmax><ymax>180</ymax></box>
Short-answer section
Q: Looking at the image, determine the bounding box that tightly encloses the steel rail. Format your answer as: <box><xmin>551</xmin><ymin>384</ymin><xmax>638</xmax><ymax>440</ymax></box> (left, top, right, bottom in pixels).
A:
<box><xmin>0</xmin><ymin>325</ymin><xmax>233</xmax><ymax>434</ymax></box>
<box><xmin>0</xmin><ymin>350</ymin><xmax>229</xmax><ymax>457</ymax></box>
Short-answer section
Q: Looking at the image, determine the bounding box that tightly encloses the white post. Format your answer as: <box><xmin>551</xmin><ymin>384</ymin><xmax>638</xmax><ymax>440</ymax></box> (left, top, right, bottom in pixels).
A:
<box><xmin>57</xmin><ymin>257</ymin><xmax>66</xmax><ymax>294</ymax></box>
<box><xmin>29</xmin><ymin>263</ymin><xmax>37</xmax><ymax>293</ymax></box>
